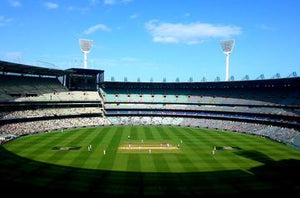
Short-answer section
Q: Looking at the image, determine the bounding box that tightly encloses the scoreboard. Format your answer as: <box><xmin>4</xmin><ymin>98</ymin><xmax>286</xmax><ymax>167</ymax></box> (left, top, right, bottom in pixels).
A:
<box><xmin>65</xmin><ymin>68</ymin><xmax>104</xmax><ymax>91</ymax></box>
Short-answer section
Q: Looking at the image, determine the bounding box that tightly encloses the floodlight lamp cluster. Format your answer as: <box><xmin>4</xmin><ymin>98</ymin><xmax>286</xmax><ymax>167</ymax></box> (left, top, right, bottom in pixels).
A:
<box><xmin>79</xmin><ymin>39</ymin><xmax>93</xmax><ymax>69</ymax></box>
<box><xmin>220</xmin><ymin>39</ymin><xmax>235</xmax><ymax>81</ymax></box>
<box><xmin>221</xmin><ymin>40</ymin><xmax>235</xmax><ymax>54</ymax></box>
<box><xmin>79</xmin><ymin>39</ymin><xmax>93</xmax><ymax>53</ymax></box>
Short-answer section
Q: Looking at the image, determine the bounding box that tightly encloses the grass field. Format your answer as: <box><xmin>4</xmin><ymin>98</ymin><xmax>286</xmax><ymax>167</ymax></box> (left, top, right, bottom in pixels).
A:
<box><xmin>1</xmin><ymin>125</ymin><xmax>300</xmax><ymax>197</ymax></box>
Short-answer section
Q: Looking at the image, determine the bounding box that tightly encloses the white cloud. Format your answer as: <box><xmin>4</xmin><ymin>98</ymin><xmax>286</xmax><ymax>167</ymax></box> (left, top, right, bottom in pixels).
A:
<box><xmin>122</xmin><ymin>0</ymin><xmax>134</xmax><ymax>3</ymax></box>
<box><xmin>129</xmin><ymin>14</ymin><xmax>138</xmax><ymax>19</ymax></box>
<box><xmin>89</xmin><ymin>0</ymin><xmax>100</xmax><ymax>5</ymax></box>
<box><xmin>145</xmin><ymin>20</ymin><xmax>242</xmax><ymax>44</ymax></box>
<box><xmin>184</xmin><ymin>13</ymin><xmax>191</xmax><ymax>17</ymax></box>
<box><xmin>44</xmin><ymin>2</ymin><xmax>59</xmax><ymax>9</ymax></box>
<box><xmin>103</xmin><ymin>0</ymin><xmax>116</xmax><ymax>5</ymax></box>
<box><xmin>256</xmin><ymin>24</ymin><xmax>276</xmax><ymax>31</ymax></box>
<box><xmin>1</xmin><ymin>51</ymin><xmax>23</xmax><ymax>61</ymax></box>
<box><xmin>67</xmin><ymin>6</ymin><xmax>89</xmax><ymax>14</ymax></box>
<box><xmin>8</xmin><ymin>0</ymin><xmax>22</xmax><ymax>7</ymax></box>
<box><xmin>84</xmin><ymin>24</ymin><xmax>111</xmax><ymax>35</ymax></box>
<box><xmin>103</xmin><ymin>0</ymin><xmax>133</xmax><ymax>5</ymax></box>
<box><xmin>120</xmin><ymin>57</ymin><xmax>138</xmax><ymax>62</ymax></box>
<box><xmin>0</xmin><ymin>16</ymin><xmax>13</xmax><ymax>26</ymax></box>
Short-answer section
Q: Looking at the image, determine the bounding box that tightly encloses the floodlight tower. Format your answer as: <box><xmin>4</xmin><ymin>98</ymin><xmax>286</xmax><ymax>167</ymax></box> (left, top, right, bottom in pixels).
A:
<box><xmin>79</xmin><ymin>39</ymin><xmax>93</xmax><ymax>69</ymax></box>
<box><xmin>220</xmin><ymin>40</ymin><xmax>235</xmax><ymax>81</ymax></box>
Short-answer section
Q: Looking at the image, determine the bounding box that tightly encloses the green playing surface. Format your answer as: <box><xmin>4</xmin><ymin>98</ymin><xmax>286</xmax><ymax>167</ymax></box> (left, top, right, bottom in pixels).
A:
<box><xmin>1</xmin><ymin>126</ymin><xmax>300</xmax><ymax>197</ymax></box>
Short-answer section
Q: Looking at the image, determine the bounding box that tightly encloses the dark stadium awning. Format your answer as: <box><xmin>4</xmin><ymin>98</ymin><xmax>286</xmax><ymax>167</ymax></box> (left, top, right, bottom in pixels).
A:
<box><xmin>0</xmin><ymin>60</ymin><xmax>70</xmax><ymax>76</ymax></box>
<box><xmin>66</xmin><ymin>68</ymin><xmax>104</xmax><ymax>76</ymax></box>
<box><xmin>100</xmin><ymin>77</ymin><xmax>300</xmax><ymax>90</ymax></box>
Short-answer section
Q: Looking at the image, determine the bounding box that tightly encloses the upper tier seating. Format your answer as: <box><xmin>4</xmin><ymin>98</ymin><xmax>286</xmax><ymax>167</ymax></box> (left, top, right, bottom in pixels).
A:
<box><xmin>0</xmin><ymin>75</ymin><xmax>101</xmax><ymax>102</ymax></box>
<box><xmin>104</xmin><ymin>103</ymin><xmax>299</xmax><ymax>117</ymax></box>
<box><xmin>101</xmin><ymin>87</ymin><xmax>300</xmax><ymax>106</ymax></box>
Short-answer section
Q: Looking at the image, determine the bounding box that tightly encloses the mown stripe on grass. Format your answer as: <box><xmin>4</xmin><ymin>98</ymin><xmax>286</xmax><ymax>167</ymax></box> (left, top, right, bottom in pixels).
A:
<box><xmin>207</xmin><ymin>131</ymin><xmax>254</xmax><ymax>170</ymax></box>
<box><xmin>181</xmin><ymin>127</ymin><xmax>221</xmax><ymax>152</ymax></box>
<box><xmin>83</xmin><ymin>127</ymin><xmax>115</xmax><ymax>169</ymax></box>
<box><xmin>145</xmin><ymin>127</ymin><xmax>172</xmax><ymax>172</ymax></box>
<box><xmin>4</xmin><ymin>132</ymin><xmax>56</xmax><ymax>152</ymax></box>
<box><xmin>157</xmin><ymin>127</ymin><xmax>198</xmax><ymax>172</ymax></box>
<box><xmin>22</xmin><ymin>130</ymin><xmax>80</xmax><ymax>158</ymax></box>
<box><xmin>5</xmin><ymin>132</ymin><xmax>66</xmax><ymax>155</ymax></box>
<box><xmin>5</xmin><ymin>126</ymin><xmax>299</xmax><ymax>176</ymax></box>
<box><xmin>156</xmin><ymin>126</ymin><xmax>172</xmax><ymax>140</ymax></box>
<box><xmin>172</xmin><ymin>127</ymin><xmax>211</xmax><ymax>150</ymax></box>
<box><xmin>171</xmin><ymin>127</ymin><xmax>224</xmax><ymax>171</ymax></box>
<box><xmin>173</xmin><ymin>153</ymin><xmax>199</xmax><ymax>172</ymax></box>
<box><xmin>152</xmin><ymin>154</ymin><xmax>171</xmax><ymax>172</ymax></box>
<box><xmin>46</xmin><ymin>129</ymin><xmax>93</xmax><ymax>163</ymax></box>
<box><xmin>68</xmin><ymin>127</ymin><xmax>110</xmax><ymax>168</ymax></box>
<box><xmin>143</xmin><ymin>126</ymin><xmax>155</xmax><ymax>140</ymax></box>
<box><xmin>127</xmin><ymin>154</ymin><xmax>141</xmax><ymax>172</ymax></box>
<box><xmin>96</xmin><ymin>127</ymin><xmax>124</xmax><ymax>170</ymax></box>
<box><xmin>130</xmin><ymin>126</ymin><xmax>138</xmax><ymax>140</ymax></box>
<box><xmin>154</xmin><ymin>126</ymin><xmax>170</xmax><ymax>140</ymax></box>
<box><xmin>136</xmin><ymin>126</ymin><xmax>146</xmax><ymax>141</ymax></box>
<box><xmin>184</xmin><ymin>128</ymin><xmax>222</xmax><ymax>154</ymax></box>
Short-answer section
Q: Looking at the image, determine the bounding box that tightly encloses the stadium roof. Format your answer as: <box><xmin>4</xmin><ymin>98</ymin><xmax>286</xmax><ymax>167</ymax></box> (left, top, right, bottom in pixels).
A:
<box><xmin>66</xmin><ymin>68</ymin><xmax>104</xmax><ymax>76</ymax></box>
<box><xmin>100</xmin><ymin>77</ymin><xmax>300</xmax><ymax>90</ymax></box>
<box><xmin>0</xmin><ymin>60</ymin><xmax>104</xmax><ymax>77</ymax></box>
<box><xmin>0</xmin><ymin>60</ymin><xmax>69</xmax><ymax>76</ymax></box>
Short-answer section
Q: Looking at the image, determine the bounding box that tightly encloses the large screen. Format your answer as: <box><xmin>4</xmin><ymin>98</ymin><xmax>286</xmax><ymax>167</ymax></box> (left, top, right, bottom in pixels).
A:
<box><xmin>68</xmin><ymin>74</ymin><xmax>97</xmax><ymax>91</ymax></box>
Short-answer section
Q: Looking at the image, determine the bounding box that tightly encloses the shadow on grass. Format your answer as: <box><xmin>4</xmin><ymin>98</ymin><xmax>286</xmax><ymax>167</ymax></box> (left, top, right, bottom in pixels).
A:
<box><xmin>234</xmin><ymin>150</ymin><xmax>274</xmax><ymax>163</ymax></box>
<box><xmin>0</xmin><ymin>146</ymin><xmax>299</xmax><ymax>198</ymax></box>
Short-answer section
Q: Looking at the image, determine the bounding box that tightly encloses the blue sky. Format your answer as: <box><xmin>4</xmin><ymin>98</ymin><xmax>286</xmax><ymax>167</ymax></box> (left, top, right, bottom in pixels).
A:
<box><xmin>0</xmin><ymin>0</ymin><xmax>300</xmax><ymax>82</ymax></box>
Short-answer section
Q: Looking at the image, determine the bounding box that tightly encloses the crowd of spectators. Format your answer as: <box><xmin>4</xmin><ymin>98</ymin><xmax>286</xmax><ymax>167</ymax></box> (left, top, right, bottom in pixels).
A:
<box><xmin>0</xmin><ymin>117</ymin><xmax>110</xmax><ymax>137</ymax></box>
<box><xmin>105</xmin><ymin>109</ymin><xmax>297</xmax><ymax>126</ymax></box>
<box><xmin>0</xmin><ymin>107</ymin><xmax>103</xmax><ymax>119</ymax></box>
<box><xmin>107</xmin><ymin>116</ymin><xmax>299</xmax><ymax>145</ymax></box>
<box><xmin>1</xmin><ymin>114</ymin><xmax>298</xmax><ymax>146</ymax></box>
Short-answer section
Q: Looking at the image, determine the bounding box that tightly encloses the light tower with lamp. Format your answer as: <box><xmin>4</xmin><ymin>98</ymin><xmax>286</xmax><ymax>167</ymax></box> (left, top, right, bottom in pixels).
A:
<box><xmin>79</xmin><ymin>39</ymin><xmax>93</xmax><ymax>69</ymax></box>
<box><xmin>220</xmin><ymin>40</ymin><xmax>235</xmax><ymax>81</ymax></box>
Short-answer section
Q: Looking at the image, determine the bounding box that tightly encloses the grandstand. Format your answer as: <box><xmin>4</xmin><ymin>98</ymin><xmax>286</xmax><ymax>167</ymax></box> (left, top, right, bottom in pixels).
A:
<box><xmin>100</xmin><ymin>78</ymin><xmax>300</xmax><ymax>147</ymax></box>
<box><xmin>0</xmin><ymin>60</ymin><xmax>299</xmax><ymax>147</ymax></box>
<box><xmin>0</xmin><ymin>60</ymin><xmax>108</xmax><ymax>137</ymax></box>
<box><xmin>0</xmin><ymin>60</ymin><xmax>299</xmax><ymax>197</ymax></box>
